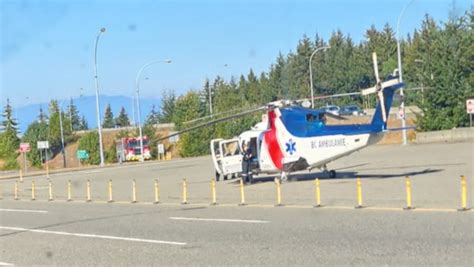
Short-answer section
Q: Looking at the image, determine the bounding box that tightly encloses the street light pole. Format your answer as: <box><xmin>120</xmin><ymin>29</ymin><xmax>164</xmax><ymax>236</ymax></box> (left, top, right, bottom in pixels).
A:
<box><xmin>135</xmin><ymin>59</ymin><xmax>171</xmax><ymax>162</ymax></box>
<box><xmin>309</xmin><ymin>46</ymin><xmax>330</xmax><ymax>109</ymax></box>
<box><xmin>93</xmin><ymin>27</ymin><xmax>106</xmax><ymax>167</ymax></box>
<box><xmin>396</xmin><ymin>0</ymin><xmax>415</xmax><ymax>145</ymax></box>
<box><xmin>58</xmin><ymin>106</ymin><xmax>66</xmax><ymax>168</ymax></box>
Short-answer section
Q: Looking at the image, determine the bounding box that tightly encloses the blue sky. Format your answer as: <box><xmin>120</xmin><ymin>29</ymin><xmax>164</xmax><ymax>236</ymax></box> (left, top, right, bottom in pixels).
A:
<box><xmin>1</xmin><ymin>0</ymin><xmax>471</xmax><ymax>109</ymax></box>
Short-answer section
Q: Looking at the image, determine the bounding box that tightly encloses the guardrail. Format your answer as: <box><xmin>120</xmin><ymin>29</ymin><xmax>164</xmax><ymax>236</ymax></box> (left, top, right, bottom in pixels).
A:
<box><xmin>415</xmin><ymin>127</ymin><xmax>474</xmax><ymax>143</ymax></box>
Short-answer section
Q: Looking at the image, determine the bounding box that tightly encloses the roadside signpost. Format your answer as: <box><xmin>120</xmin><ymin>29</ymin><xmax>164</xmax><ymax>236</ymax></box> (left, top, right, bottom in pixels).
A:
<box><xmin>37</xmin><ymin>141</ymin><xmax>50</xmax><ymax>175</ymax></box>
<box><xmin>19</xmin><ymin>143</ymin><xmax>30</xmax><ymax>173</ymax></box>
<box><xmin>157</xmin><ymin>144</ymin><xmax>165</xmax><ymax>160</ymax></box>
<box><xmin>37</xmin><ymin>141</ymin><xmax>49</xmax><ymax>149</ymax></box>
<box><xmin>466</xmin><ymin>99</ymin><xmax>474</xmax><ymax>127</ymax></box>
<box><xmin>76</xmin><ymin>150</ymin><xmax>89</xmax><ymax>166</ymax></box>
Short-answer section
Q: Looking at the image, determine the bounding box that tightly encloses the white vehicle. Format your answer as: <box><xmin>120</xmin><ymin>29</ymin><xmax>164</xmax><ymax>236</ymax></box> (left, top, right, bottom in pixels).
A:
<box><xmin>323</xmin><ymin>105</ymin><xmax>341</xmax><ymax>116</ymax></box>
<box><xmin>211</xmin><ymin>123</ymin><xmax>263</xmax><ymax>181</ymax></box>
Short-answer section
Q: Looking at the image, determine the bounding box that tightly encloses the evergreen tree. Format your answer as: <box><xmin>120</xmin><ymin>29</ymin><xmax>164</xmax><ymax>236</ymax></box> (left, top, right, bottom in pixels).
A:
<box><xmin>79</xmin><ymin>115</ymin><xmax>89</xmax><ymax>130</ymax></box>
<box><xmin>102</xmin><ymin>104</ymin><xmax>115</xmax><ymax>128</ymax></box>
<box><xmin>246</xmin><ymin>69</ymin><xmax>260</xmax><ymax>104</ymax></box>
<box><xmin>67</xmin><ymin>98</ymin><xmax>81</xmax><ymax>131</ymax></box>
<box><xmin>115</xmin><ymin>106</ymin><xmax>130</xmax><ymax>128</ymax></box>
<box><xmin>417</xmin><ymin>11</ymin><xmax>473</xmax><ymax>130</ymax></box>
<box><xmin>158</xmin><ymin>90</ymin><xmax>176</xmax><ymax>123</ymax></box>
<box><xmin>48</xmin><ymin>100</ymin><xmax>72</xmax><ymax>154</ymax></box>
<box><xmin>1</xmin><ymin>98</ymin><xmax>19</xmax><ymax>133</ymax></box>
<box><xmin>200</xmin><ymin>79</ymin><xmax>212</xmax><ymax>115</ymax></box>
<box><xmin>0</xmin><ymin>98</ymin><xmax>20</xmax><ymax>169</ymax></box>
<box><xmin>37</xmin><ymin>106</ymin><xmax>48</xmax><ymax>123</ymax></box>
<box><xmin>145</xmin><ymin>104</ymin><xmax>160</xmax><ymax>126</ymax></box>
<box><xmin>173</xmin><ymin>91</ymin><xmax>210</xmax><ymax>156</ymax></box>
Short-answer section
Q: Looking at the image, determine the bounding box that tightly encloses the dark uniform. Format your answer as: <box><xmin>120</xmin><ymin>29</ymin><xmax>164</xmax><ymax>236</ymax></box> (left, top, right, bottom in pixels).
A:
<box><xmin>241</xmin><ymin>145</ymin><xmax>253</xmax><ymax>184</ymax></box>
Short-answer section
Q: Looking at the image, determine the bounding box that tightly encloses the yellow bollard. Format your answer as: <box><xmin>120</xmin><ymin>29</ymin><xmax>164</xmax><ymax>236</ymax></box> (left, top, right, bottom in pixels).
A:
<box><xmin>275</xmin><ymin>178</ymin><xmax>283</xmax><ymax>207</ymax></box>
<box><xmin>48</xmin><ymin>180</ymin><xmax>53</xmax><ymax>201</ymax></box>
<box><xmin>458</xmin><ymin>175</ymin><xmax>470</xmax><ymax>211</ymax></box>
<box><xmin>19</xmin><ymin>169</ymin><xmax>23</xmax><ymax>183</ymax></box>
<box><xmin>238</xmin><ymin>178</ymin><xmax>246</xmax><ymax>206</ymax></box>
<box><xmin>86</xmin><ymin>179</ymin><xmax>91</xmax><ymax>202</ymax></box>
<box><xmin>154</xmin><ymin>179</ymin><xmax>160</xmax><ymax>204</ymax></box>
<box><xmin>211</xmin><ymin>178</ymin><xmax>217</xmax><ymax>205</ymax></box>
<box><xmin>314</xmin><ymin>178</ymin><xmax>322</xmax><ymax>208</ymax></box>
<box><xmin>46</xmin><ymin>161</ymin><xmax>50</xmax><ymax>178</ymax></box>
<box><xmin>132</xmin><ymin>179</ymin><xmax>137</xmax><ymax>203</ymax></box>
<box><xmin>182</xmin><ymin>179</ymin><xmax>188</xmax><ymax>204</ymax></box>
<box><xmin>67</xmin><ymin>180</ymin><xmax>72</xmax><ymax>201</ymax></box>
<box><xmin>355</xmin><ymin>178</ymin><xmax>363</xmax><ymax>209</ymax></box>
<box><xmin>108</xmin><ymin>179</ymin><xmax>113</xmax><ymax>203</ymax></box>
<box><xmin>14</xmin><ymin>180</ymin><xmax>19</xmax><ymax>200</ymax></box>
<box><xmin>403</xmin><ymin>176</ymin><xmax>414</xmax><ymax>210</ymax></box>
<box><xmin>31</xmin><ymin>180</ymin><xmax>36</xmax><ymax>201</ymax></box>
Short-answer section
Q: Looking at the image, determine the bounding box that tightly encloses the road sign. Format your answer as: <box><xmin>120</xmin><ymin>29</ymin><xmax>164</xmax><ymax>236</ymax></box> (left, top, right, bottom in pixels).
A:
<box><xmin>466</xmin><ymin>99</ymin><xmax>474</xmax><ymax>114</ymax></box>
<box><xmin>19</xmin><ymin>143</ymin><xmax>30</xmax><ymax>153</ymax></box>
<box><xmin>76</xmin><ymin>150</ymin><xmax>89</xmax><ymax>160</ymax></box>
<box><xmin>157</xmin><ymin>144</ymin><xmax>165</xmax><ymax>154</ymax></box>
<box><xmin>37</xmin><ymin>141</ymin><xmax>49</xmax><ymax>149</ymax></box>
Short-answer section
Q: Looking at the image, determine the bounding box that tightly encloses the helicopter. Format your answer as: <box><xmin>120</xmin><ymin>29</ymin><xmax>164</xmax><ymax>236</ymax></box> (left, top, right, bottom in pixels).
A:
<box><xmin>158</xmin><ymin>53</ymin><xmax>406</xmax><ymax>182</ymax></box>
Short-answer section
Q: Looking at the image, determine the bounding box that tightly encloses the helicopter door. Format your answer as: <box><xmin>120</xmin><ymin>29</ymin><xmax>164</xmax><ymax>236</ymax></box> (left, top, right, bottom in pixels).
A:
<box><xmin>210</xmin><ymin>138</ymin><xmax>224</xmax><ymax>175</ymax></box>
<box><xmin>219</xmin><ymin>139</ymin><xmax>242</xmax><ymax>175</ymax></box>
<box><xmin>248</xmin><ymin>137</ymin><xmax>260</xmax><ymax>169</ymax></box>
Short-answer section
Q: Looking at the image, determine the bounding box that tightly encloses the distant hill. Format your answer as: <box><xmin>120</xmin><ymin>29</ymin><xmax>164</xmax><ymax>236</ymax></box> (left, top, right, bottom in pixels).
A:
<box><xmin>15</xmin><ymin>95</ymin><xmax>161</xmax><ymax>134</ymax></box>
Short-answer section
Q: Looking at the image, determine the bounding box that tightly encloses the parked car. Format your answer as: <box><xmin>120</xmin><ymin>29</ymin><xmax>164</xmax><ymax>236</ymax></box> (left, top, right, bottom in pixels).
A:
<box><xmin>323</xmin><ymin>105</ymin><xmax>341</xmax><ymax>116</ymax></box>
<box><xmin>339</xmin><ymin>105</ymin><xmax>366</xmax><ymax>116</ymax></box>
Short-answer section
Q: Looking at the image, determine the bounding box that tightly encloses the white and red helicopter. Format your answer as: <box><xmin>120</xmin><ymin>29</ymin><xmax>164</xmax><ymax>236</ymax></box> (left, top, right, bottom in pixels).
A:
<box><xmin>159</xmin><ymin>53</ymin><xmax>406</xmax><ymax>182</ymax></box>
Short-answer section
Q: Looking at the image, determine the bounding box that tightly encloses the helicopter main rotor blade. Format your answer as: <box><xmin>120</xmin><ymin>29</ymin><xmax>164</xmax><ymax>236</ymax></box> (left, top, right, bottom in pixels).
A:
<box><xmin>183</xmin><ymin>105</ymin><xmax>260</xmax><ymax>125</ymax></box>
<box><xmin>361</xmin><ymin>79</ymin><xmax>399</xmax><ymax>95</ymax></box>
<box><xmin>296</xmin><ymin>92</ymin><xmax>362</xmax><ymax>104</ymax></box>
<box><xmin>156</xmin><ymin>106</ymin><xmax>266</xmax><ymax>142</ymax></box>
<box><xmin>372</xmin><ymin>52</ymin><xmax>380</xmax><ymax>83</ymax></box>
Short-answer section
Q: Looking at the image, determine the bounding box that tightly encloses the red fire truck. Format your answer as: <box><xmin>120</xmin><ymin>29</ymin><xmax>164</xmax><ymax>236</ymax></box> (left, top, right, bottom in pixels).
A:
<box><xmin>116</xmin><ymin>136</ymin><xmax>151</xmax><ymax>162</ymax></box>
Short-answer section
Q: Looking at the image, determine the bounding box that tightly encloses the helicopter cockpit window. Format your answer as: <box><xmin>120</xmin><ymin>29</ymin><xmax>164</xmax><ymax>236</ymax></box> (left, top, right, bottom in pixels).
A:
<box><xmin>306</xmin><ymin>114</ymin><xmax>317</xmax><ymax>122</ymax></box>
<box><xmin>318</xmin><ymin>113</ymin><xmax>326</xmax><ymax>123</ymax></box>
<box><xmin>306</xmin><ymin>113</ymin><xmax>324</xmax><ymax>123</ymax></box>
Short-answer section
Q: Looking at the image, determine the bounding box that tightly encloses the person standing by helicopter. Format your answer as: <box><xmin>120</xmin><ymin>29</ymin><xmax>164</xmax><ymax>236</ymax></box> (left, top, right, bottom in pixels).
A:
<box><xmin>241</xmin><ymin>141</ymin><xmax>254</xmax><ymax>184</ymax></box>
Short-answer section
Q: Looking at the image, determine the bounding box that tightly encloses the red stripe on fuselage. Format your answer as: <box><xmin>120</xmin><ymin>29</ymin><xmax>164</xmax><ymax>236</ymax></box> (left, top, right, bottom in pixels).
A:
<box><xmin>264</xmin><ymin>110</ymin><xmax>284</xmax><ymax>170</ymax></box>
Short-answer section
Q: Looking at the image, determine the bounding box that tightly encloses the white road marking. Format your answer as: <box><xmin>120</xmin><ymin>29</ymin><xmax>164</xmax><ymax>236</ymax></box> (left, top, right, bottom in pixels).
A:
<box><xmin>0</xmin><ymin>262</ymin><xmax>14</xmax><ymax>266</ymax></box>
<box><xmin>0</xmin><ymin>226</ymin><xmax>186</xmax><ymax>246</ymax></box>
<box><xmin>169</xmin><ymin>217</ymin><xmax>270</xmax><ymax>224</ymax></box>
<box><xmin>0</xmin><ymin>208</ymin><xmax>48</xmax><ymax>214</ymax></box>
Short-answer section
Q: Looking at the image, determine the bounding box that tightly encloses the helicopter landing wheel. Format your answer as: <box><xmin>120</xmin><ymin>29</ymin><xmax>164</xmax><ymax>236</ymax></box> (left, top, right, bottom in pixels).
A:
<box><xmin>329</xmin><ymin>170</ymin><xmax>337</xmax><ymax>179</ymax></box>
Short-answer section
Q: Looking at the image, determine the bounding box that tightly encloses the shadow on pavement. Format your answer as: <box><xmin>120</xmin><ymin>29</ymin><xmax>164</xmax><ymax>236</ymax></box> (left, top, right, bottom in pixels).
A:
<box><xmin>225</xmin><ymin>168</ymin><xmax>443</xmax><ymax>185</ymax></box>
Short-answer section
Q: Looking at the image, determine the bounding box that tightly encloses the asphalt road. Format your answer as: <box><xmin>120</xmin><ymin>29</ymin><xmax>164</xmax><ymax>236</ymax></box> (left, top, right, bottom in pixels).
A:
<box><xmin>0</xmin><ymin>142</ymin><xmax>473</xmax><ymax>265</ymax></box>
<box><xmin>1</xmin><ymin>142</ymin><xmax>472</xmax><ymax>209</ymax></box>
<box><xmin>0</xmin><ymin>200</ymin><xmax>473</xmax><ymax>266</ymax></box>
